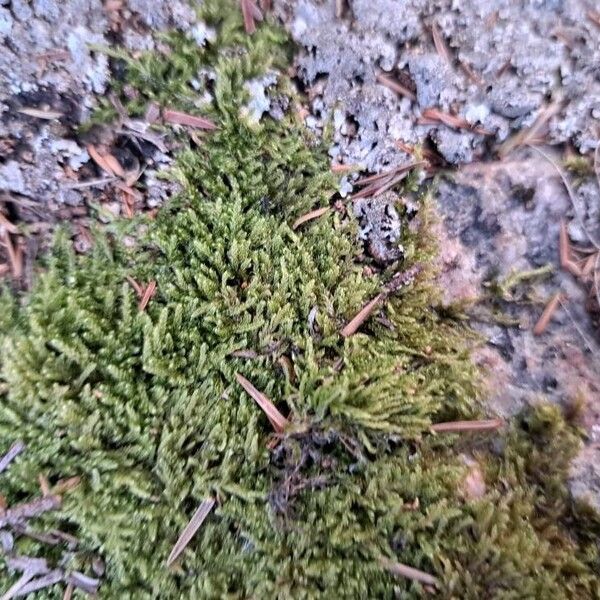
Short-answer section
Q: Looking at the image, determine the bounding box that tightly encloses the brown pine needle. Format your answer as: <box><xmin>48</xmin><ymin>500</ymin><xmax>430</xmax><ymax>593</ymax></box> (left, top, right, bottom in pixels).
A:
<box><xmin>420</xmin><ymin>107</ymin><xmax>491</xmax><ymax>135</ymax></box>
<box><xmin>379</xmin><ymin>556</ymin><xmax>439</xmax><ymax>587</ymax></box>
<box><xmin>292</xmin><ymin>207</ymin><xmax>330</xmax><ymax>230</ymax></box>
<box><xmin>51</xmin><ymin>476</ymin><xmax>81</xmax><ymax>495</ymax></box>
<box><xmin>533</xmin><ymin>292</ymin><xmax>562</xmax><ymax>335</ymax></box>
<box><xmin>240</xmin><ymin>0</ymin><xmax>263</xmax><ymax>34</ymax></box>
<box><xmin>103</xmin><ymin>154</ymin><xmax>126</xmax><ymax>179</ymax></box>
<box><xmin>0</xmin><ymin>213</ymin><xmax>19</xmax><ymax>235</ymax></box>
<box><xmin>114</xmin><ymin>180</ymin><xmax>143</xmax><ymax>202</ymax></box>
<box><xmin>126</xmin><ymin>276</ymin><xmax>143</xmax><ymax>298</ymax></box>
<box><xmin>2</xmin><ymin>231</ymin><xmax>23</xmax><ymax>279</ymax></box>
<box><xmin>86</xmin><ymin>144</ymin><xmax>116</xmax><ymax>177</ymax></box>
<box><xmin>564</xmin><ymin>260</ymin><xmax>583</xmax><ymax>277</ymax></box>
<box><xmin>498</xmin><ymin>101</ymin><xmax>562</xmax><ymax>158</ymax></box>
<box><xmin>163</xmin><ymin>109</ymin><xmax>217</xmax><ymax>130</ymax></box>
<box><xmin>330</xmin><ymin>163</ymin><xmax>360</xmax><ymax>173</ymax></box>
<box><xmin>430</xmin><ymin>418</ymin><xmax>503</xmax><ymax>433</ymax></box>
<box><xmin>588</xmin><ymin>10</ymin><xmax>600</xmax><ymax>26</ymax></box>
<box><xmin>431</xmin><ymin>22</ymin><xmax>450</xmax><ymax>64</ymax></box>
<box><xmin>17</xmin><ymin>107</ymin><xmax>64</xmax><ymax>120</ymax></box>
<box><xmin>559</xmin><ymin>219</ymin><xmax>570</xmax><ymax>267</ymax></box>
<box><xmin>63</xmin><ymin>582</ymin><xmax>74</xmax><ymax>600</ymax></box>
<box><xmin>582</xmin><ymin>253</ymin><xmax>597</xmax><ymax>277</ymax></box>
<box><xmin>341</xmin><ymin>293</ymin><xmax>384</xmax><ymax>337</ymax></box>
<box><xmin>138</xmin><ymin>280</ymin><xmax>157</xmax><ymax>311</ymax></box>
<box><xmin>38</xmin><ymin>474</ymin><xmax>51</xmax><ymax>497</ymax></box>
<box><xmin>166</xmin><ymin>498</ymin><xmax>216</xmax><ymax>567</ymax></box>
<box><xmin>375</xmin><ymin>71</ymin><xmax>416</xmax><ymax>101</ymax></box>
<box><xmin>235</xmin><ymin>373</ymin><xmax>290</xmax><ymax>433</ymax></box>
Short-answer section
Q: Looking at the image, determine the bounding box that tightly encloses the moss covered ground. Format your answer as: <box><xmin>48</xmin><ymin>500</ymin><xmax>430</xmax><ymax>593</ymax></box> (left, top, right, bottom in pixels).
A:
<box><xmin>0</xmin><ymin>2</ymin><xmax>599</xmax><ymax>597</ymax></box>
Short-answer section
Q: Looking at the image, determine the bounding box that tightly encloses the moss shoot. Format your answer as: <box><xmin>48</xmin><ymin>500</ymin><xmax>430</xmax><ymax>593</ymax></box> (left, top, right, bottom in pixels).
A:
<box><xmin>1</xmin><ymin>2</ymin><xmax>598</xmax><ymax>598</ymax></box>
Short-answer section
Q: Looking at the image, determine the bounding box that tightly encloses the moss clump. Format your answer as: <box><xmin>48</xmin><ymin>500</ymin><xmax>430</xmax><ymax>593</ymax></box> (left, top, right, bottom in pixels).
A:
<box><xmin>1</xmin><ymin>2</ymin><xmax>599</xmax><ymax>597</ymax></box>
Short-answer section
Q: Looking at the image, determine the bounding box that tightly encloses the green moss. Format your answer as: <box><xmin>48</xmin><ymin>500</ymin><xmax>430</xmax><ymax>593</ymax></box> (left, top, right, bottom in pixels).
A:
<box><xmin>1</xmin><ymin>1</ymin><xmax>598</xmax><ymax>598</ymax></box>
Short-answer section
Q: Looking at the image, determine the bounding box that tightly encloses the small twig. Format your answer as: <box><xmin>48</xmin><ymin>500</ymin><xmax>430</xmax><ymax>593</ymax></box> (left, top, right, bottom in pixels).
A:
<box><xmin>430</xmin><ymin>418</ymin><xmax>503</xmax><ymax>433</ymax></box>
<box><xmin>14</xmin><ymin>570</ymin><xmax>63</xmax><ymax>596</ymax></box>
<box><xmin>0</xmin><ymin>496</ymin><xmax>61</xmax><ymax>528</ymax></box>
<box><xmin>235</xmin><ymin>373</ymin><xmax>290</xmax><ymax>433</ymax></box>
<box><xmin>0</xmin><ymin>441</ymin><xmax>25</xmax><ymax>474</ymax></box>
<box><xmin>533</xmin><ymin>292</ymin><xmax>562</xmax><ymax>335</ymax></box>
<box><xmin>292</xmin><ymin>207</ymin><xmax>330</xmax><ymax>230</ymax></box>
<box><xmin>166</xmin><ymin>498</ymin><xmax>216</xmax><ymax>567</ymax></box>
<box><xmin>68</xmin><ymin>572</ymin><xmax>100</xmax><ymax>595</ymax></box>
<box><xmin>379</xmin><ymin>556</ymin><xmax>439</xmax><ymax>587</ymax></box>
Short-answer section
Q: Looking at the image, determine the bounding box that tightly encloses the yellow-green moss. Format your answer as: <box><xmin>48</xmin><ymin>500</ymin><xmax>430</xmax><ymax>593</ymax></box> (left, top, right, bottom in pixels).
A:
<box><xmin>0</xmin><ymin>1</ymin><xmax>598</xmax><ymax>598</ymax></box>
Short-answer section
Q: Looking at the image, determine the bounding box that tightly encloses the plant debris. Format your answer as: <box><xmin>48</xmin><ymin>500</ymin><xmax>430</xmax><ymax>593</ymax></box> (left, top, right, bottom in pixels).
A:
<box><xmin>166</xmin><ymin>498</ymin><xmax>216</xmax><ymax>568</ymax></box>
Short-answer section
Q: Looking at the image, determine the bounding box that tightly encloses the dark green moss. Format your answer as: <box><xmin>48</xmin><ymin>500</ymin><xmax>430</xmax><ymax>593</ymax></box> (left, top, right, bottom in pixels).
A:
<box><xmin>0</xmin><ymin>1</ymin><xmax>598</xmax><ymax>598</ymax></box>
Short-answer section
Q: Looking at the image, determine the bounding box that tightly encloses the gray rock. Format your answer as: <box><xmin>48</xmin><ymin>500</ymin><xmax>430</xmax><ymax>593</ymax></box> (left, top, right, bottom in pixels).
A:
<box><xmin>409</xmin><ymin>53</ymin><xmax>450</xmax><ymax>109</ymax></box>
<box><xmin>0</xmin><ymin>7</ymin><xmax>12</xmax><ymax>37</ymax></box>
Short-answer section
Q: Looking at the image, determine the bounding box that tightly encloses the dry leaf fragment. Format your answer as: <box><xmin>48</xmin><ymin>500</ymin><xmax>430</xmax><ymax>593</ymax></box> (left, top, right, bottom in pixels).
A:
<box><xmin>166</xmin><ymin>497</ymin><xmax>216</xmax><ymax>567</ymax></box>
<box><xmin>163</xmin><ymin>109</ymin><xmax>217</xmax><ymax>130</ymax></box>
<box><xmin>235</xmin><ymin>373</ymin><xmax>290</xmax><ymax>433</ymax></box>
<box><xmin>292</xmin><ymin>207</ymin><xmax>330</xmax><ymax>230</ymax></box>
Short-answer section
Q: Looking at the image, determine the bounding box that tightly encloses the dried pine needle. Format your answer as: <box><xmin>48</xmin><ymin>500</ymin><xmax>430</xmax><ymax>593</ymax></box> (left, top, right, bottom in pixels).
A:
<box><xmin>166</xmin><ymin>498</ymin><xmax>216</xmax><ymax>567</ymax></box>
